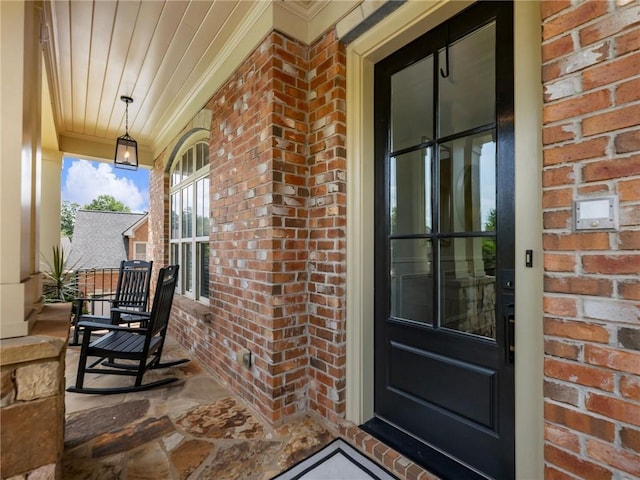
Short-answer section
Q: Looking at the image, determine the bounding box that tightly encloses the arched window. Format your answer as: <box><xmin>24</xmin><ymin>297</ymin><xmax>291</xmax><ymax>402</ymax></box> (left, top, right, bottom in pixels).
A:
<box><xmin>169</xmin><ymin>140</ymin><xmax>210</xmax><ymax>302</ymax></box>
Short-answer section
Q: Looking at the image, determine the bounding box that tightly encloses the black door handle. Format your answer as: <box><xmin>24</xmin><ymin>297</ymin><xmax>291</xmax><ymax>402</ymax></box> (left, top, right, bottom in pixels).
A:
<box><xmin>505</xmin><ymin>303</ymin><xmax>515</xmax><ymax>364</ymax></box>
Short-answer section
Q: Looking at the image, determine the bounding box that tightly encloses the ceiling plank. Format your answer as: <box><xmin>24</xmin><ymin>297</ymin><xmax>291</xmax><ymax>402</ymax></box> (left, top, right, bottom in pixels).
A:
<box><xmin>139</xmin><ymin>0</ymin><xmax>238</xmax><ymax>135</ymax></box>
<box><xmin>69</xmin><ymin>0</ymin><xmax>93</xmax><ymax>133</ymax></box>
<box><xmin>50</xmin><ymin>0</ymin><xmax>72</xmax><ymax>132</ymax></box>
<box><xmin>84</xmin><ymin>0</ymin><xmax>117</xmax><ymax>137</ymax></box>
<box><xmin>121</xmin><ymin>1</ymin><xmax>190</xmax><ymax>145</ymax></box>
<box><xmin>94</xmin><ymin>0</ymin><xmax>141</xmax><ymax>139</ymax></box>
<box><xmin>132</xmin><ymin>0</ymin><xmax>212</xmax><ymax>136</ymax></box>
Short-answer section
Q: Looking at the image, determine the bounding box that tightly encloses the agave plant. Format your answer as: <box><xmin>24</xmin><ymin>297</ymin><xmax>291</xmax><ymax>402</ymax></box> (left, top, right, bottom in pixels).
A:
<box><xmin>41</xmin><ymin>245</ymin><xmax>79</xmax><ymax>302</ymax></box>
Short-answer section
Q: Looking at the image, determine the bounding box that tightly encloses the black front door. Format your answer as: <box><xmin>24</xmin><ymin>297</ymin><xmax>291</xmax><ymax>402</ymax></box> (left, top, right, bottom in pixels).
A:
<box><xmin>365</xmin><ymin>2</ymin><xmax>515</xmax><ymax>479</ymax></box>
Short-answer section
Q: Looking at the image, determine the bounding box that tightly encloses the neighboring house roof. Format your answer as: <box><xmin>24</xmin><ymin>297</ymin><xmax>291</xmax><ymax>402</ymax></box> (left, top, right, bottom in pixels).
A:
<box><xmin>68</xmin><ymin>210</ymin><xmax>146</xmax><ymax>269</ymax></box>
<box><xmin>123</xmin><ymin>214</ymin><xmax>149</xmax><ymax>237</ymax></box>
<box><xmin>60</xmin><ymin>236</ymin><xmax>72</xmax><ymax>257</ymax></box>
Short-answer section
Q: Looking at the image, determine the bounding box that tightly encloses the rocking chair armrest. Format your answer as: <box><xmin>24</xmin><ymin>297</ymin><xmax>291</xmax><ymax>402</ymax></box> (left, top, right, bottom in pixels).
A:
<box><xmin>110</xmin><ymin>308</ymin><xmax>151</xmax><ymax>318</ymax></box>
<box><xmin>76</xmin><ymin>320</ymin><xmax>148</xmax><ymax>334</ymax></box>
<box><xmin>74</xmin><ymin>295</ymin><xmax>114</xmax><ymax>304</ymax></box>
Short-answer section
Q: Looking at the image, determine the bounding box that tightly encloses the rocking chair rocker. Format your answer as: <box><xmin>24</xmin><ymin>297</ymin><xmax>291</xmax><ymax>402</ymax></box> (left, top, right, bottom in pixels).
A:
<box><xmin>67</xmin><ymin>265</ymin><xmax>189</xmax><ymax>394</ymax></box>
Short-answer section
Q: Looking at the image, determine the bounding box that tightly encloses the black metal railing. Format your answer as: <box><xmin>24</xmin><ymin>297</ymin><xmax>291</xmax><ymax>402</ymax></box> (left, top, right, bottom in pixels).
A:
<box><xmin>73</xmin><ymin>267</ymin><xmax>120</xmax><ymax>316</ymax></box>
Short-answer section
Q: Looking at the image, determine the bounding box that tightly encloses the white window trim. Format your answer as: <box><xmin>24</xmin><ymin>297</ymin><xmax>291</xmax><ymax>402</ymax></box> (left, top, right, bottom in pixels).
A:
<box><xmin>133</xmin><ymin>241</ymin><xmax>147</xmax><ymax>261</ymax></box>
<box><xmin>169</xmin><ymin>137</ymin><xmax>210</xmax><ymax>305</ymax></box>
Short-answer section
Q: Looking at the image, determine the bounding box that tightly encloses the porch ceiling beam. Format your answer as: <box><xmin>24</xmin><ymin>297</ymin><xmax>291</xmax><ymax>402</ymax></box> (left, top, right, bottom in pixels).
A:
<box><xmin>58</xmin><ymin>133</ymin><xmax>154</xmax><ymax>168</ymax></box>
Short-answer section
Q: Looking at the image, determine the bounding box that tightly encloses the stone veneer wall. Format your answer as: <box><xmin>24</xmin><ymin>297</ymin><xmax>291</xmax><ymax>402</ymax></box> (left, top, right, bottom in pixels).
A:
<box><xmin>0</xmin><ymin>305</ymin><xmax>68</xmax><ymax>479</ymax></box>
<box><xmin>156</xmin><ymin>29</ymin><xmax>347</xmax><ymax>425</ymax></box>
<box><xmin>541</xmin><ymin>1</ymin><xmax>640</xmax><ymax>479</ymax></box>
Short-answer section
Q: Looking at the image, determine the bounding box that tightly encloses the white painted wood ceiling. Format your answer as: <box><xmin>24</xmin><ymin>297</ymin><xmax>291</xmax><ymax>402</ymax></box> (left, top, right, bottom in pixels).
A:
<box><xmin>41</xmin><ymin>0</ymin><xmax>342</xmax><ymax>163</ymax></box>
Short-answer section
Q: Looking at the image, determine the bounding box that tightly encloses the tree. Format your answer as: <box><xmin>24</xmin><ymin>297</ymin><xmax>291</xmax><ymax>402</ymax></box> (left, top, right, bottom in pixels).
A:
<box><xmin>83</xmin><ymin>194</ymin><xmax>131</xmax><ymax>212</ymax></box>
<box><xmin>61</xmin><ymin>201</ymin><xmax>79</xmax><ymax>238</ymax></box>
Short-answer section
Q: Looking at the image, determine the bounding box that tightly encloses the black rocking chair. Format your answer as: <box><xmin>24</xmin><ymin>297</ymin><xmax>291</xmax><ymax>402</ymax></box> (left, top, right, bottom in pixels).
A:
<box><xmin>70</xmin><ymin>259</ymin><xmax>153</xmax><ymax>346</ymax></box>
<box><xmin>67</xmin><ymin>265</ymin><xmax>189</xmax><ymax>394</ymax></box>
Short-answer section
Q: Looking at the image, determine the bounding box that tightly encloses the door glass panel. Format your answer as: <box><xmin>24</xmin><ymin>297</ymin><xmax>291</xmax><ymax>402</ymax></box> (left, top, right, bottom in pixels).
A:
<box><xmin>439</xmin><ymin>130</ymin><xmax>495</xmax><ymax>233</ymax></box>
<box><xmin>439</xmin><ymin>237</ymin><xmax>496</xmax><ymax>338</ymax></box>
<box><xmin>391</xmin><ymin>55</ymin><xmax>434</xmax><ymax>151</ymax></box>
<box><xmin>439</xmin><ymin>22</ymin><xmax>495</xmax><ymax>137</ymax></box>
<box><xmin>390</xmin><ymin>149</ymin><xmax>432</xmax><ymax>235</ymax></box>
<box><xmin>391</xmin><ymin>239</ymin><xmax>434</xmax><ymax>324</ymax></box>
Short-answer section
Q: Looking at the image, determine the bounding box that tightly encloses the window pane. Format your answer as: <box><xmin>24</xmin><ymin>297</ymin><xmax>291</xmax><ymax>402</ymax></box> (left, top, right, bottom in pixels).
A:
<box><xmin>170</xmin><ymin>193</ymin><xmax>179</xmax><ymax>239</ymax></box>
<box><xmin>171</xmin><ymin>243</ymin><xmax>179</xmax><ymax>265</ymax></box>
<box><xmin>439</xmin><ymin>22</ymin><xmax>495</xmax><ymax>137</ymax></box>
<box><xmin>182</xmin><ymin>149</ymin><xmax>194</xmax><ymax>178</ymax></box>
<box><xmin>439</xmin><ymin>237</ymin><xmax>496</xmax><ymax>338</ymax></box>
<box><xmin>196</xmin><ymin>178</ymin><xmax>209</xmax><ymax>237</ymax></box>
<box><xmin>182</xmin><ymin>185</ymin><xmax>193</xmax><ymax>238</ymax></box>
<box><xmin>390</xmin><ymin>149</ymin><xmax>432</xmax><ymax>235</ymax></box>
<box><xmin>196</xmin><ymin>143</ymin><xmax>209</xmax><ymax>170</ymax></box>
<box><xmin>391</xmin><ymin>55</ymin><xmax>434</xmax><ymax>151</ymax></box>
<box><xmin>134</xmin><ymin>243</ymin><xmax>146</xmax><ymax>260</ymax></box>
<box><xmin>198</xmin><ymin>242</ymin><xmax>209</xmax><ymax>299</ymax></box>
<box><xmin>171</xmin><ymin>243</ymin><xmax>180</xmax><ymax>291</ymax></box>
<box><xmin>439</xmin><ymin>130</ymin><xmax>495</xmax><ymax>233</ymax></box>
<box><xmin>171</xmin><ymin>160</ymin><xmax>181</xmax><ymax>187</ymax></box>
<box><xmin>183</xmin><ymin>243</ymin><xmax>192</xmax><ymax>293</ymax></box>
<box><xmin>390</xmin><ymin>239</ymin><xmax>433</xmax><ymax>324</ymax></box>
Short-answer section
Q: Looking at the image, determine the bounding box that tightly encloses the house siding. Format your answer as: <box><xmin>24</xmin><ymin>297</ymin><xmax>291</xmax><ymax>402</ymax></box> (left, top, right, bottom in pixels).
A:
<box><xmin>541</xmin><ymin>1</ymin><xmax>640</xmax><ymax>479</ymax></box>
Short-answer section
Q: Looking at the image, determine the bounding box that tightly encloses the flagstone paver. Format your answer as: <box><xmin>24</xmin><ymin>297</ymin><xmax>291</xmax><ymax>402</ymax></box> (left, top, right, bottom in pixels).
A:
<box><xmin>63</xmin><ymin>336</ymin><xmax>335</xmax><ymax>479</ymax></box>
<box><xmin>65</xmin><ymin>399</ymin><xmax>151</xmax><ymax>448</ymax></box>
<box><xmin>169</xmin><ymin>439</ymin><xmax>214</xmax><ymax>480</ymax></box>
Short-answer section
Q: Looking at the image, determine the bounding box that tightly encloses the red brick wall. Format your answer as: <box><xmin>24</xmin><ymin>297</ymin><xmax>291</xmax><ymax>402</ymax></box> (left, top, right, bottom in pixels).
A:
<box><xmin>307</xmin><ymin>31</ymin><xmax>347</xmax><ymax>425</ymax></box>
<box><xmin>541</xmin><ymin>1</ymin><xmax>640</xmax><ymax>479</ymax></box>
<box><xmin>127</xmin><ymin>218</ymin><xmax>148</xmax><ymax>260</ymax></box>
<box><xmin>149</xmin><ymin>153</ymin><xmax>170</xmax><ymax>272</ymax></box>
<box><xmin>157</xmin><ymin>30</ymin><xmax>347</xmax><ymax>425</ymax></box>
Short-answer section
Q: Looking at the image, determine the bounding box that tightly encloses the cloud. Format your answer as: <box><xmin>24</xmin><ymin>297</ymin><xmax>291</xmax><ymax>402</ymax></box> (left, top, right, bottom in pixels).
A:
<box><xmin>62</xmin><ymin>160</ymin><xmax>148</xmax><ymax>212</ymax></box>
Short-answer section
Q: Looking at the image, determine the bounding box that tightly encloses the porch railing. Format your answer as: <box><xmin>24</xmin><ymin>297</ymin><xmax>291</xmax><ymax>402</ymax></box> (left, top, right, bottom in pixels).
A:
<box><xmin>73</xmin><ymin>267</ymin><xmax>120</xmax><ymax>316</ymax></box>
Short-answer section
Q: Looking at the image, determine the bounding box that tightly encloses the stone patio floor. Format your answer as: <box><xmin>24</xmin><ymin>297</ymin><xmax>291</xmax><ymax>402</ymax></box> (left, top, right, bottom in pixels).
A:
<box><xmin>64</xmin><ymin>337</ymin><xmax>335</xmax><ymax>479</ymax></box>
<box><xmin>63</xmin><ymin>327</ymin><xmax>436</xmax><ymax>480</ymax></box>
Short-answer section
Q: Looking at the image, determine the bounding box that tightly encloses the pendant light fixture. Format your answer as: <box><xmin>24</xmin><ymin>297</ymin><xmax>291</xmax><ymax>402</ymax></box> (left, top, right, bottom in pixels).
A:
<box><xmin>114</xmin><ymin>95</ymin><xmax>138</xmax><ymax>170</ymax></box>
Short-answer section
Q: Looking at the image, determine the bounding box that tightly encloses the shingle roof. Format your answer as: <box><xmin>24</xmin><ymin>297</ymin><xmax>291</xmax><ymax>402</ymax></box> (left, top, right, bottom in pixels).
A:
<box><xmin>68</xmin><ymin>210</ymin><xmax>146</xmax><ymax>269</ymax></box>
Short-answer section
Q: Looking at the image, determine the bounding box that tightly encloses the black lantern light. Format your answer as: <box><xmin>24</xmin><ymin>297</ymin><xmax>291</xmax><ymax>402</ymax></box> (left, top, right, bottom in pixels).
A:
<box><xmin>114</xmin><ymin>95</ymin><xmax>138</xmax><ymax>170</ymax></box>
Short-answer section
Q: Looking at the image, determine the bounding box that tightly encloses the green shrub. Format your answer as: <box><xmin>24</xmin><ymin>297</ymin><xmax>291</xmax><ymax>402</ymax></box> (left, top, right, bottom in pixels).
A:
<box><xmin>42</xmin><ymin>245</ymin><xmax>79</xmax><ymax>302</ymax></box>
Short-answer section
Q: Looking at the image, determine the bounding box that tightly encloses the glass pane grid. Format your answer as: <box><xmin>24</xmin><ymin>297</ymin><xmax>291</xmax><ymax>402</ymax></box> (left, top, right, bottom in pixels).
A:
<box><xmin>439</xmin><ymin>22</ymin><xmax>496</xmax><ymax>138</ymax></box>
<box><xmin>386</xmin><ymin>20</ymin><xmax>498</xmax><ymax>340</ymax></box>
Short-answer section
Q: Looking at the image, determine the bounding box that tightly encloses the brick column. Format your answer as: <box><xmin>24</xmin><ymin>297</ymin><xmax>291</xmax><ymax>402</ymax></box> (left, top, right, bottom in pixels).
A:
<box><xmin>307</xmin><ymin>30</ymin><xmax>347</xmax><ymax>424</ymax></box>
<box><xmin>161</xmin><ymin>29</ymin><xmax>349</xmax><ymax>426</ymax></box>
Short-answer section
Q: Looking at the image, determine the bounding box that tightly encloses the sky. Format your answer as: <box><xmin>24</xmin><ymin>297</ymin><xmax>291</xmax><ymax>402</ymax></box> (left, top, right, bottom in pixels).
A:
<box><xmin>61</xmin><ymin>157</ymin><xmax>150</xmax><ymax>213</ymax></box>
